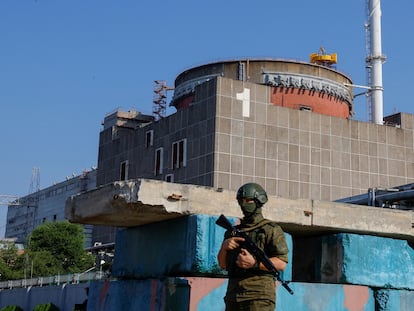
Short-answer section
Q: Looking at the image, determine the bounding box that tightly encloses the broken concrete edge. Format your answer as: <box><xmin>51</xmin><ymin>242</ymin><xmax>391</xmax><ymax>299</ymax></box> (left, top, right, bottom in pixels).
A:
<box><xmin>65</xmin><ymin>179</ymin><xmax>414</xmax><ymax>242</ymax></box>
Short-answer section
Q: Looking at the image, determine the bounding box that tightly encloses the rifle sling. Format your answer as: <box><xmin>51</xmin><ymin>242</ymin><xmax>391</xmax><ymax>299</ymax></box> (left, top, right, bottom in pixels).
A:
<box><xmin>239</xmin><ymin>219</ymin><xmax>273</xmax><ymax>232</ymax></box>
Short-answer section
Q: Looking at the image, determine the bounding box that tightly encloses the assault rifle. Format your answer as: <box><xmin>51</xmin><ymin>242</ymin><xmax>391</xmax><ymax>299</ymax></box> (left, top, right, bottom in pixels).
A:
<box><xmin>216</xmin><ymin>214</ymin><xmax>294</xmax><ymax>295</ymax></box>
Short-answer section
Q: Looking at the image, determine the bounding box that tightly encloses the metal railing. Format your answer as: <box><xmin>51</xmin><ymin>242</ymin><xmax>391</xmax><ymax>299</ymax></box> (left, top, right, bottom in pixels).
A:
<box><xmin>0</xmin><ymin>270</ymin><xmax>105</xmax><ymax>290</ymax></box>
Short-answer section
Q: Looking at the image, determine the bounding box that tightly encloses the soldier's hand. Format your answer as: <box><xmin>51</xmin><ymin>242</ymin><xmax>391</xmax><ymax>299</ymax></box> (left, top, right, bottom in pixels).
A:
<box><xmin>221</xmin><ymin>237</ymin><xmax>245</xmax><ymax>251</ymax></box>
<box><xmin>236</xmin><ymin>248</ymin><xmax>257</xmax><ymax>269</ymax></box>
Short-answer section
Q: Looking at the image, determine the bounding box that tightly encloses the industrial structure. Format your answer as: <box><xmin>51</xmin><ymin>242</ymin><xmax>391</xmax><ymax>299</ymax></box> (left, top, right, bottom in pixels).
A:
<box><xmin>90</xmin><ymin>1</ymin><xmax>410</xmax><ymax>247</ymax></box>
<box><xmin>365</xmin><ymin>0</ymin><xmax>386</xmax><ymax>124</ymax></box>
<box><xmin>153</xmin><ymin>80</ymin><xmax>174</xmax><ymax>120</ymax></box>
<box><xmin>3</xmin><ymin>0</ymin><xmax>392</xmax><ymax>251</ymax></box>
<box><xmin>5</xmin><ymin>169</ymin><xmax>97</xmax><ymax>246</ymax></box>
<box><xmin>2</xmin><ymin>1</ymin><xmax>414</xmax><ymax>309</ymax></box>
<box><xmin>94</xmin><ymin>55</ymin><xmax>413</xmax><ymax>243</ymax></box>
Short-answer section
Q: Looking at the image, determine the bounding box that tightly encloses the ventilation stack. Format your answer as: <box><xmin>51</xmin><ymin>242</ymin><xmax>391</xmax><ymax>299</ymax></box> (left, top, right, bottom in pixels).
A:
<box><xmin>366</xmin><ymin>0</ymin><xmax>386</xmax><ymax>124</ymax></box>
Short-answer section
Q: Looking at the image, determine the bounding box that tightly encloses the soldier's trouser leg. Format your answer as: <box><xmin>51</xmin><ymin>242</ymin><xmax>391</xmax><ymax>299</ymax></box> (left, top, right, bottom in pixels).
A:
<box><xmin>225</xmin><ymin>299</ymin><xmax>275</xmax><ymax>311</ymax></box>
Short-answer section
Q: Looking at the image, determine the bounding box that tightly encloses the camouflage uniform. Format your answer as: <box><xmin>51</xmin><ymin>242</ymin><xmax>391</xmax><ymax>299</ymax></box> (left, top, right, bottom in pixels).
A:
<box><xmin>223</xmin><ymin>213</ymin><xmax>288</xmax><ymax>311</ymax></box>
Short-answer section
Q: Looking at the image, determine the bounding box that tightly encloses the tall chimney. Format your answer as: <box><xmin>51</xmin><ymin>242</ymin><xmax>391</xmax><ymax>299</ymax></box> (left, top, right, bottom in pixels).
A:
<box><xmin>367</xmin><ymin>0</ymin><xmax>386</xmax><ymax>124</ymax></box>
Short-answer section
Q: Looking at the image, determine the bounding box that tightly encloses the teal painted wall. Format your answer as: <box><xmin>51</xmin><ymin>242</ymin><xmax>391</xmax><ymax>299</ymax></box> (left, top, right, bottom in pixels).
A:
<box><xmin>87</xmin><ymin>278</ymin><xmax>381</xmax><ymax>311</ymax></box>
<box><xmin>1</xmin><ymin>215</ymin><xmax>414</xmax><ymax>310</ymax></box>
<box><xmin>113</xmin><ymin>214</ymin><xmax>293</xmax><ymax>280</ymax></box>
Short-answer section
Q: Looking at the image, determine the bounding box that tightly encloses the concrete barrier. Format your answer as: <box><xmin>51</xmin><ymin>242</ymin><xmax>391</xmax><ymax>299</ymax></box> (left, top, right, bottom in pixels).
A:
<box><xmin>66</xmin><ymin>179</ymin><xmax>414</xmax><ymax>241</ymax></box>
<box><xmin>374</xmin><ymin>289</ymin><xmax>414</xmax><ymax>311</ymax></box>
<box><xmin>2</xmin><ymin>214</ymin><xmax>414</xmax><ymax>310</ymax></box>
<box><xmin>277</xmin><ymin>283</ymin><xmax>375</xmax><ymax>311</ymax></box>
<box><xmin>87</xmin><ymin>278</ymin><xmax>227</xmax><ymax>311</ymax></box>
<box><xmin>112</xmin><ymin>214</ymin><xmax>293</xmax><ymax>280</ymax></box>
<box><xmin>87</xmin><ymin>278</ymin><xmax>380</xmax><ymax>311</ymax></box>
<box><xmin>294</xmin><ymin>233</ymin><xmax>414</xmax><ymax>289</ymax></box>
<box><xmin>1</xmin><ymin>277</ymin><xmax>411</xmax><ymax>310</ymax></box>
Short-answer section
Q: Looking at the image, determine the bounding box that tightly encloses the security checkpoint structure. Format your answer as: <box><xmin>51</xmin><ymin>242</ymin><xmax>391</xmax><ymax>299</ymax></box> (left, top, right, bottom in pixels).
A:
<box><xmin>63</xmin><ymin>179</ymin><xmax>414</xmax><ymax>310</ymax></box>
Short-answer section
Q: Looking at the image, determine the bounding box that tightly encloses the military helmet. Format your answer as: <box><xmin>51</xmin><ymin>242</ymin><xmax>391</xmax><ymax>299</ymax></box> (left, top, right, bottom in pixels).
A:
<box><xmin>236</xmin><ymin>183</ymin><xmax>268</xmax><ymax>205</ymax></box>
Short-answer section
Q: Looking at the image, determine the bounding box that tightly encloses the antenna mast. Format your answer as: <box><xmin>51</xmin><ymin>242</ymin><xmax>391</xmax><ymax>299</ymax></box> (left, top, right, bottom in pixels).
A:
<box><xmin>26</xmin><ymin>167</ymin><xmax>40</xmax><ymax>234</ymax></box>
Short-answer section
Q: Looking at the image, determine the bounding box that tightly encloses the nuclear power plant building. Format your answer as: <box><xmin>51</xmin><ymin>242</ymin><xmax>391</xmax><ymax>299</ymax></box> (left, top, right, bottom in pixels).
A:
<box><xmin>96</xmin><ymin>58</ymin><xmax>414</xmax><ymax>244</ymax></box>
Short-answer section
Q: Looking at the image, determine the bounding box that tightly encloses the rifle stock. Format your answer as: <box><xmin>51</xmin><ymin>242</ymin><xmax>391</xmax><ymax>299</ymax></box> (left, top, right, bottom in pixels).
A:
<box><xmin>216</xmin><ymin>214</ymin><xmax>294</xmax><ymax>295</ymax></box>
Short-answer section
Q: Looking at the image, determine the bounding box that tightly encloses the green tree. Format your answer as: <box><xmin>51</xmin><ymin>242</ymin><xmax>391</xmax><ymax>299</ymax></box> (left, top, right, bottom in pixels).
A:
<box><xmin>0</xmin><ymin>305</ymin><xmax>23</xmax><ymax>311</ymax></box>
<box><xmin>0</xmin><ymin>241</ymin><xmax>24</xmax><ymax>280</ymax></box>
<box><xmin>0</xmin><ymin>241</ymin><xmax>19</xmax><ymax>267</ymax></box>
<box><xmin>26</xmin><ymin>221</ymin><xmax>94</xmax><ymax>277</ymax></box>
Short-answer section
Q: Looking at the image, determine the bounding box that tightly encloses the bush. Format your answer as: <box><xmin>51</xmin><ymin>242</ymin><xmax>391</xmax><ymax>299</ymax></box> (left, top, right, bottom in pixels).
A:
<box><xmin>33</xmin><ymin>303</ymin><xmax>59</xmax><ymax>311</ymax></box>
<box><xmin>0</xmin><ymin>306</ymin><xmax>23</xmax><ymax>311</ymax></box>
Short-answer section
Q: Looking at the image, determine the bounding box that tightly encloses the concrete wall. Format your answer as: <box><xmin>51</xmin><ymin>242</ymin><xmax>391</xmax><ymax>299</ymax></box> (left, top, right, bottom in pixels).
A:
<box><xmin>96</xmin><ymin>79</ymin><xmax>217</xmax><ymax>189</ymax></box>
<box><xmin>87</xmin><ymin>279</ymin><xmax>380</xmax><ymax>311</ymax></box>
<box><xmin>1</xmin><ymin>278</ymin><xmax>413</xmax><ymax>310</ymax></box>
<box><xmin>112</xmin><ymin>214</ymin><xmax>292</xmax><ymax>280</ymax></box>
<box><xmin>0</xmin><ymin>283</ymin><xmax>88</xmax><ymax>311</ymax></box>
<box><xmin>214</xmin><ymin>77</ymin><xmax>414</xmax><ymax>200</ymax></box>
<box><xmin>66</xmin><ymin>179</ymin><xmax>414</xmax><ymax>241</ymax></box>
<box><xmin>294</xmin><ymin>233</ymin><xmax>414</xmax><ymax>289</ymax></box>
<box><xmin>1</xmin><ymin>214</ymin><xmax>414</xmax><ymax>310</ymax></box>
<box><xmin>94</xmin><ymin>214</ymin><xmax>414</xmax><ymax>310</ymax></box>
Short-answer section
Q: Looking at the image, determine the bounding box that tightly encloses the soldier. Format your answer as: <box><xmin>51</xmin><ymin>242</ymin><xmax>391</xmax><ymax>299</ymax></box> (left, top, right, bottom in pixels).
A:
<box><xmin>217</xmin><ymin>183</ymin><xmax>289</xmax><ymax>311</ymax></box>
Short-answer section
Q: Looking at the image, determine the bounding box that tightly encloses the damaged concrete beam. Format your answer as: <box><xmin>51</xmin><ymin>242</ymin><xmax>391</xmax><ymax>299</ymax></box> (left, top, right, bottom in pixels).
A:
<box><xmin>65</xmin><ymin>179</ymin><xmax>242</xmax><ymax>226</ymax></box>
<box><xmin>65</xmin><ymin>179</ymin><xmax>414</xmax><ymax>241</ymax></box>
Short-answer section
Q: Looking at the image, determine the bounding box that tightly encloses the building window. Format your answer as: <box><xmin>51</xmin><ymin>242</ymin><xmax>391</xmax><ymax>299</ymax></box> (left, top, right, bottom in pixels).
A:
<box><xmin>172</xmin><ymin>139</ymin><xmax>187</xmax><ymax>169</ymax></box>
<box><xmin>155</xmin><ymin>148</ymin><xmax>164</xmax><ymax>176</ymax></box>
<box><xmin>165</xmin><ymin>174</ymin><xmax>174</xmax><ymax>183</ymax></box>
<box><xmin>120</xmin><ymin>160</ymin><xmax>129</xmax><ymax>181</ymax></box>
<box><xmin>111</xmin><ymin>126</ymin><xmax>119</xmax><ymax>140</ymax></box>
<box><xmin>146</xmin><ymin>130</ymin><xmax>154</xmax><ymax>148</ymax></box>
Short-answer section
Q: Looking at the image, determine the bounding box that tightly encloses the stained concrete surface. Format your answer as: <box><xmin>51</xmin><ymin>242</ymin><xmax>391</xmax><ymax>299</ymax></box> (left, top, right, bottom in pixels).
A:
<box><xmin>66</xmin><ymin>179</ymin><xmax>414</xmax><ymax>241</ymax></box>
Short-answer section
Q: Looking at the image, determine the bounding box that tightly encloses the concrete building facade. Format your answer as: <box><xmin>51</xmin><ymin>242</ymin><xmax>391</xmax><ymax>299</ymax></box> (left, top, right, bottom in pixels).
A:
<box><xmin>5</xmin><ymin>169</ymin><xmax>97</xmax><ymax>247</ymax></box>
<box><xmin>97</xmin><ymin>59</ymin><xmax>414</xmax><ymax>206</ymax></box>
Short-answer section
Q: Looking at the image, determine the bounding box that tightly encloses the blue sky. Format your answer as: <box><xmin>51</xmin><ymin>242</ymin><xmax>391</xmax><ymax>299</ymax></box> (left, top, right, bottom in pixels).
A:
<box><xmin>0</xmin><ymin>0</ymin><xmax>413</xmax><ymax>236</ymax></box>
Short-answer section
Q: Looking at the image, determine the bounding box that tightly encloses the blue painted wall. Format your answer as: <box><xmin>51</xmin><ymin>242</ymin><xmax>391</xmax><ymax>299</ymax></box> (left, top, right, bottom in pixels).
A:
<box><xmin>87</xmin><ymin>279</ymin><xmax>191</xmax><ymax>311</ymax></box>
<box><xmin>2</xmin><ymin>279</ymin><xmax>413</xmax><ymax>311</ymax></box>
<box><xmin>1</xmin><ymin>215</ymin><xmax>414</xmax><ymax>310</ymax></box>
<box><xmin>320</xmin><ymin>234</ymin><xmax>414</xmax><ymax>289</ymax></box>
<box><xmin>374</xmin><ymin>289</ymin><xmax>414</xmax><ymax>311</ymax></box>
<box><xmin>0</xmin><ymin>283</ymin><xmax>88</xmax><ymax>311</ymax></box>
<box><xmin>86</xmin><ymin>278</ymin><xmax>383</xmax><ymax>311</ymax></box>
<box><xmin>113</xmin><ymin>214</ymin><xmax>293</xmax><ymax>280</ymax></box>
<box><xmin>277</xmin><ymin>283</ymin><xmax>375</xmax><ymax>311</ymax></box>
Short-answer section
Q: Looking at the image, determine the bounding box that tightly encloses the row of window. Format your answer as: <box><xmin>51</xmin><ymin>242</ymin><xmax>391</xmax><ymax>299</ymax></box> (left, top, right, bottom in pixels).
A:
<box><xmin>155</xmin><ymin>139</ymin><xmax>187</xmax><ymax>174</ymax></box>
<box><xmin>119</xmin><ymin>136</ymin><xmax>187</xmax><ymax>181</ymax></box>
<box><xmin>17</xmin><ymin>181</ymin><xmax>79</xmax><ymax>204</ymax></box>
